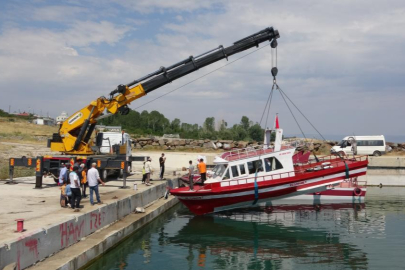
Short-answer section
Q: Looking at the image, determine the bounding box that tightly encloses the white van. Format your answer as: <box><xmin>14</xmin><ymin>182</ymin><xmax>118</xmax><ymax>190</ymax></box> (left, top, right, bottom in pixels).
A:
<box><xmin>331</xmin><ymin>135</ymin><xmax>386</xmax><ymax>156</ymax></box>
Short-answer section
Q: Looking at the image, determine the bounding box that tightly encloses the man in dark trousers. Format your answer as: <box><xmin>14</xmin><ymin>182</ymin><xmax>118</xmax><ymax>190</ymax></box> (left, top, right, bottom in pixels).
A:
<box><xmin>159</xmin><ymin>153</ymin><xmax>166</xmax><ymax>180</ymax></box>
<box><xmin>69</xmin><ymin>166</ymin><xmax>82</xmax><ymax>212</ymax></box>
<box><xmin>198</xmin><ymin>158</ymin><xmax>207</xmax><ymax>184</ymax></box>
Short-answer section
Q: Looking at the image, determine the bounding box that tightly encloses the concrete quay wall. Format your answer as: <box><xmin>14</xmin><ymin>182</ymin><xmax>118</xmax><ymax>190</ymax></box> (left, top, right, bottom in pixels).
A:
<box><xmin>0</xmin><ymin>179</ymin><xmax>178</xmax><ymax>270</ymax></box>
<box><xmin>368</xmin><ymin>156</ymin><xmax>405</xmax><ymax>168</ymax></box>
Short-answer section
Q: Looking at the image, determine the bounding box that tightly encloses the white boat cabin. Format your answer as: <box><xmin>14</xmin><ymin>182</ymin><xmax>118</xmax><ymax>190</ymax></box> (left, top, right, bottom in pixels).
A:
<box><xmin>205</xmin><ymin>146</ymin><xmax>296</xmax><ymax>184</ymax></box>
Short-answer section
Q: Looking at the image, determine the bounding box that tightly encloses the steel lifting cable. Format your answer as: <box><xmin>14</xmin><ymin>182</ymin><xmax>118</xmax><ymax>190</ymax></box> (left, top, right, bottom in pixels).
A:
<box><xmin>277</xmin><ymin>86</ymin><xmax>327</xmax><ymax>141</ymax></box>
<box><xmin>259</xmin><ymin>85</ymin><xmax>274</xmax><ymax>128</ymax></box>
<box><xmin>277</xmin><ymin>84</ymin><xmax>307</xmax><ymax>140</ymax></box>
<box><xmin>253</xmin><ymin>45</ymin><xmax>277</xmax><ymax>206</ymax></box>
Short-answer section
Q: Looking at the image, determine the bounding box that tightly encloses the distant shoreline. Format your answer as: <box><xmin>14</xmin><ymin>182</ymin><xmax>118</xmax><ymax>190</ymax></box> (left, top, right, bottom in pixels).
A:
<box><xmin>285</xmin><ymin>134</ymin><xmax>405</xmax><ymax>143</ymax></box>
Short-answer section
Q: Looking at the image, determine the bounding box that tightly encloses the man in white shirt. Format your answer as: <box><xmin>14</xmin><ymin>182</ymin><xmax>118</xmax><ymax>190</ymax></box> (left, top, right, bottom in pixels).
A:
<box><xmin>69</xmin><ymin>166</ymin><xmax>81</xmax><ymax>212</ymax></box>
<box><xmin>87</xmin><ymin>163</ymin><xmax>105</xmax><ymax>205</ymax></box>
<box><xmin>144</xmin><ymin>157</ymin><xmax>153</xmax><ymax>186</ymax></box>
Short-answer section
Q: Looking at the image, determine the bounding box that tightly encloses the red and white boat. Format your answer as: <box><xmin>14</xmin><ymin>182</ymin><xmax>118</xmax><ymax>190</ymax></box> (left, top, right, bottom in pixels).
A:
<box><xmin>171</xmin><ymin>117</ymin><xmax>368</xmax><ymax>215</ymax></box>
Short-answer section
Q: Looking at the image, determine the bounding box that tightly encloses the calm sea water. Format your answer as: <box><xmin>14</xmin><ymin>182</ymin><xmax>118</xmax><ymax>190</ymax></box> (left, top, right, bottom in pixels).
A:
<box><xmin>85</xmin><ymin>187</ymin><xmax>405</xmax><ymax>270</ymax></box>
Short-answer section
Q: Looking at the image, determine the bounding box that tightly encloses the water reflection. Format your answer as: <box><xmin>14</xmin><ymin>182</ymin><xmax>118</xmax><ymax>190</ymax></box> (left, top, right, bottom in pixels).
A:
<box><xmin>170</xmin><ymin>204</ymin><xmax>368</xmax><ymax>269</ymax></box>
<box><xmin>85</xmin><ymin>187</ymin><xmax>405</xmax><ymax>270</ymax></box>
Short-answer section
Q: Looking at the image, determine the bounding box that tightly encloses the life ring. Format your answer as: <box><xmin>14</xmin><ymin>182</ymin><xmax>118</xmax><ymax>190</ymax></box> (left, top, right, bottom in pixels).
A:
<box><xmin>353</xmin><ymin>187</ymin><xmax>362</xmax><ymax>196</ymax></box>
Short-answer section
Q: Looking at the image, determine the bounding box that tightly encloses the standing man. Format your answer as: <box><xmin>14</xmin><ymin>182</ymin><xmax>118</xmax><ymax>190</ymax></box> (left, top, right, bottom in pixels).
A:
<box><xmin>145</xmin><ymin>157</ymin><xmax>153</xmax><ymax>186</ymax></box>
<box><xmin>69</xmin><ymin>166</ymin><xmax>82</xmax><ymax>212</ymax></box>
<box><xmin>198</xmin><ymin>158</ymin><xmax>207</xmax><ymax>184</ymax></box>
<box><xmin>87</xmin><ymin>163</ymin><xmax>105</xmax><ymax>205</ymax></box>
<box><xmin>159</xmin><ymin>153</ymin><xmax>166</xmax><ymax>180</ymax></box>
<box><xmin>58</xmin><ymin>163</ymin><xmax>67</xmax><ymax>186</ymax></box>
<box><xmin>188</xmin><ymin>160</ymin><xmax>195</xmax><ymax>191</ymax></box>
<box><xmin>80</xmin><ymin>164</ymin><xmax>88</xmax><ymax>198</ymax></box>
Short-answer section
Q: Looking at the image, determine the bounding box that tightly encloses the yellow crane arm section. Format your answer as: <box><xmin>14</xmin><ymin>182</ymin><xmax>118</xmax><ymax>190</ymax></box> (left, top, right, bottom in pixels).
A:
<box><xmin>51</xmin><ymin>84</ymin><xmax>145</xmax><ymax>155</ymax></box>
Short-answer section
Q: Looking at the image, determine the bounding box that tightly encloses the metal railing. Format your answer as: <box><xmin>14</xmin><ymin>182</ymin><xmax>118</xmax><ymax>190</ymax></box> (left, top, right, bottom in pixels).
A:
<box><xmin>222</xmin><ymin>145</ymin><xmax>295</xmax><ymax>162</ymax></box>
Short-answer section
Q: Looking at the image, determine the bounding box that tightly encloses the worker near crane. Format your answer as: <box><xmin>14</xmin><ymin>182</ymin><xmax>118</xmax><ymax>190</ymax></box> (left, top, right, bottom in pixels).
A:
<box><xmin>69</xmin><ymin>166</ymin><xmax>82</xmax><ymax>212</ymax></box>
<box><xmin>58</xmin><ymin>163</ymin><xmax>67</xmax><ymax>186</ymax></box>
<box><xmin>87</xmin><ymin>163</ymin><xmax>105</xmax><ymax>205</ymax></box>
<box><xmin>159</xmin><ymin>153</ymin><xmax>166</xmax><ymax>180</ymax></box>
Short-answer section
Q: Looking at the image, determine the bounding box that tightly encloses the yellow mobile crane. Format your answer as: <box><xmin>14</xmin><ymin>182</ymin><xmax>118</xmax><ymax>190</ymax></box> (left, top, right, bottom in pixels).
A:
<box><xmin>9</xmin><ymin>27</ymin><xmax>280</xmax><ymax>187</ymax></box>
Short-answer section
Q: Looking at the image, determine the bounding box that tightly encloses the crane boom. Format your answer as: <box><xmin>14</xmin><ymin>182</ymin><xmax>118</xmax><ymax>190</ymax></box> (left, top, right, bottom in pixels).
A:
<box><xmin>50</xmin><ymin>27</ymin><xmax>280</xmax><ymax>155</ymax></box>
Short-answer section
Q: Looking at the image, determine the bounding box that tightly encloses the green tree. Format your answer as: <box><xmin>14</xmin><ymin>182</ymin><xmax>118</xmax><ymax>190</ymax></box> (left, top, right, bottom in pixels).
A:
<box><xmin>249</xmin><ymin>123</ymin><xmax>264</xmax><ymax>142</ymax></box>
<box><xmin>240</xmin><ymin>116</ymin><xmax>250</xmax><ymax>130</ymax></box>
<box><xmin>171</xmin><ymin>118</ymin><xmax>181</xmax><ymax>133</ymax></box>
<box><xmin>203</xmin><ymin>117</ymin><xmax>215</xmax><ymax>133</ymax></box>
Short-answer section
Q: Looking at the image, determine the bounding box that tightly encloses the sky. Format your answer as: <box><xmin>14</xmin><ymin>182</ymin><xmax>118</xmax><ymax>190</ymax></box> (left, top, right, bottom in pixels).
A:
<box><xmin>0</xmin><ymin>0</ymin><xmax>404</xmax><ymax>140</ymax></box>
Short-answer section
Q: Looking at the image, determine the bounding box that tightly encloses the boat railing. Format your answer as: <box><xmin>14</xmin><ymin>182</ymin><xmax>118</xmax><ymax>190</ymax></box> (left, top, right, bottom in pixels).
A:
<box><xmin>222</xmin><ymin>145</ymin><xmax>295</xmax><ymax>162</ymax></box>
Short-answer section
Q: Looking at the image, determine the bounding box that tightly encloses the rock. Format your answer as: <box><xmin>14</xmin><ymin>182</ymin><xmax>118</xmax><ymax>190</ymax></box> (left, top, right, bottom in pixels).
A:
<box><xmin>223</xmin><ymin>143</ymin><xmax>232</xmax><ymax>150</ymax></box>
<box><xmin>219</xmin><ymin>140</ymin><xmax>233</xmax><ymax>144</ymax></box>
<box><xmin>135</xmin><ymin>143</ymin><xmax>142</xmax><ymax>149</ymax></box>
<box><xmin>158</xmin><ymin>139</ymin><xmax>165</xmax><ymax>146</ymax></box>
<box><xmin>216</xmin><ymin>142</ymin><xmax>223</xmax><ymax>148</ymax></box>
<box><xmin>190</xmin><ymin>141</ymin><xmax>198</xmax><ymax>146</ymax></box>
<box><xmin>203</xmin><ymin>141</ymin><xmax>217</xmax><ymax>149</ymax></box>
<box><xmin>139</xmin><ymin>141</ymin><xmax>148</xmax><ymax>146</ymax></box>
<box><xmin>173</xmin><ymin>140</ymin><xmax>179</xmax><ymax>146</ymax></box>
<box><xmin>152</xmin><ymin>142</ymin><xmax>160</xmax><ymax>146</ymax></box>
<box><xmin>237</xmin><ymin>141</ymin><xmax>248</xmax><ymax>148</ymax></box>
<box><xmin>179</xmin><ymin>140</ymin><xmax>186</xmax><ymax>146</ymax></box>
<box><xmin>138</xmin><ymin>137</ymin><xmax>151</xmax><ymax>141</ymax></box>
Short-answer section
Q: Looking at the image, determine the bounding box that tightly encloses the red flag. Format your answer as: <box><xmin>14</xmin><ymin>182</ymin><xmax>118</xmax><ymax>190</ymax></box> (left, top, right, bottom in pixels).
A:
<box><xmin>275</xmin><ymin>114</ymin><xmax>280</xmax><ymax>129</ymax></box>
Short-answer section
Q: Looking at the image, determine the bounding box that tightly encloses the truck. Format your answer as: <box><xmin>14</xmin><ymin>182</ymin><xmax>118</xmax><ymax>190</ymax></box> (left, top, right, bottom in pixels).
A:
<box><xmin>8</xmin><ymin>26</ymin><xmax>280</xmax><ymax>188</ymax></box>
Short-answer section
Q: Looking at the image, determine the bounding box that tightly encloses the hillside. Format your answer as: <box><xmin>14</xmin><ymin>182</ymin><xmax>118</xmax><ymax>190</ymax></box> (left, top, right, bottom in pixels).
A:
<box><xmin>0</xmin><ymin>117</ymin><xmax>56</xmax><ymax>179</ymax></box>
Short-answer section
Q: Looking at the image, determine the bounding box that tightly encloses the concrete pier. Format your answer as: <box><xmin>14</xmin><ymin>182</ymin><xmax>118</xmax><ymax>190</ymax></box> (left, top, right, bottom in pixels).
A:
<box><xmin>0</xmin><ymin>175</ymin><xmax>179</xmax><ymax>270</ymax></box>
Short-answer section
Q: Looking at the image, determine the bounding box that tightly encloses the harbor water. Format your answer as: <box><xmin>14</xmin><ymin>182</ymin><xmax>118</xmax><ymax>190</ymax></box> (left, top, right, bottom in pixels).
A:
<box><xmin>85</xmin><ymin>186</ymin><xmax>405</xmax><ymax>270</ymax></box>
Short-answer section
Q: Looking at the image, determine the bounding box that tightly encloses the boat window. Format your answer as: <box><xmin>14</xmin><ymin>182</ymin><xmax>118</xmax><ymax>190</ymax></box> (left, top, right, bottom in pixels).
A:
<box><xmin>231</xmin><ymin>166</ymin><xmax>239</xmax><ymax>177</ymax></box>
<box><xmin>212</xmin><ymin>164</ymin><xmax>228</xmax><ymax>179</ymax></box>
<box><xmin>264</xmin><ymin>157</ymin><xmax>283</xmax><ymax>172</ymax></box>
<box><xmin>239</xmin><ymin>164</ymin><xmax>246</xmax><ymax>175</ymax></box>
<box><xmin>223</xmin><ymin>168</ymin><xmax>230</xmax><ymax>180</ymax></box>
<box><xmin>247</xmin><ymin>160</ymin><xmax>264</xmax><ymax>174</ymax></box>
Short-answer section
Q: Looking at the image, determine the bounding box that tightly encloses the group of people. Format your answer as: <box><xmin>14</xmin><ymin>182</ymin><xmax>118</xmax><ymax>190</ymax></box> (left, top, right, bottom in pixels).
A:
<box><xmin>59</xmin><ymin>162</ymin><xmax>105</xmax><ymax>212</ymax></box>
<box><xmin>141</xmin><ymin>153</ymin><xmax>166</xmax><ymax>186</ymax></box>
<box><xmin>188</xmin><ymin>158</ymin><xmax>206</xmax><ymax>191</ymax></box>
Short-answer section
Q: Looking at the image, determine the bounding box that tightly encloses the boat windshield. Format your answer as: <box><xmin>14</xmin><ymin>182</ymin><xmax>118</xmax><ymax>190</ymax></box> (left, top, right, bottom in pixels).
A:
<box><xmin>212</xmin><ymin>164</ymin><xmax>228</xmax><ymax>179</ymax></box>
<box><xmin>338</xmin><ymin>140</ymin><xmax>345</xmax><ymax>147</ymax></box>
